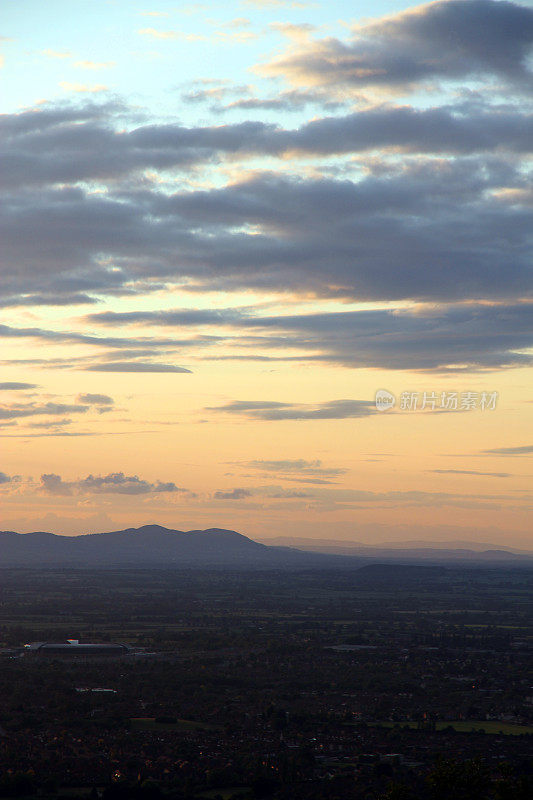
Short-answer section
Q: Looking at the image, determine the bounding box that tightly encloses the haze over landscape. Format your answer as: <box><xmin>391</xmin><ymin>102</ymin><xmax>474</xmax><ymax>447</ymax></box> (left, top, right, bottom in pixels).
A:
<box><xmin>1</xmin><ymin>0</ymin><xmax>532</xmax><ymax>549</ymax></box>
<box><xmin>2</xmin><ymin>524</ymin><xmax>533</xmax><ymax>568</ymax></box>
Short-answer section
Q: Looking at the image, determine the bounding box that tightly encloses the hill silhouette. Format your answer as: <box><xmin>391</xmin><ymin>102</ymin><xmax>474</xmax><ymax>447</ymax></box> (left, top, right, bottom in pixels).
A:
<box><xmin>0</xmin><ymin>525</ymin><xmax>327</xmax><ymax>567</ymax></box>
<box><xmin>1</xmin><ymin>525</ymin><xmax>531</xmax><ymax>568</ymax></box>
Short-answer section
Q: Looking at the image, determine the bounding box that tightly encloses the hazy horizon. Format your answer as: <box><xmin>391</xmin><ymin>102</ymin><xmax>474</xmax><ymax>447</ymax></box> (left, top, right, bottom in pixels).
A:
<box><xmin>2</xmin><ymin>521</ymin><xmax>532</xmax><ymax>553</ymax></box>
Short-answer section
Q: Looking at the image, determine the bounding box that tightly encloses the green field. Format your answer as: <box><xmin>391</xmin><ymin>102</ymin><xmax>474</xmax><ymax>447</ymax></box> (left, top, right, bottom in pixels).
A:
<box><xmin>130</xmin><ymin>717</ymin><xmax>220</xmax><ymax>732</ymax></box>
<box><xmin>370</xmin><ymin>720</ymin><xmax>533</xmax><ymax>735</ymax></box>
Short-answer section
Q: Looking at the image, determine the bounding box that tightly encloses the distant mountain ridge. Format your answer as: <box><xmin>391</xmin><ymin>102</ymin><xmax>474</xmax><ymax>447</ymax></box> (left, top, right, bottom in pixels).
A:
<box><xmin>261</xmin><ymin>536</ymin><xmax>533</xmax><ymax>560</ymax></box>
<box><xmin>0</xmin><ymin>525</ymin><xmax>531</xmax><ymax>568</ymax></box>
<box><xmin>0</xmin><ymin>525</ymin><xmax>325</xmax><ymax>568</ymax></box>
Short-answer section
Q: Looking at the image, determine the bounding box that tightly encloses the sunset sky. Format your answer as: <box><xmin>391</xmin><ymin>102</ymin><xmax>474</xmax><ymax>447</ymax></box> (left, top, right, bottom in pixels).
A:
<box><xmin>1</xmin><ymin>0</ymin><xmax>532</xmax><ymax>546</ymax></box>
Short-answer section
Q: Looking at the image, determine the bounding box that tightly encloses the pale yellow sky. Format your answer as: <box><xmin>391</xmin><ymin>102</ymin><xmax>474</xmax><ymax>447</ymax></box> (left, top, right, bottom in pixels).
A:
<box><xmin>1</xmin><ymin>310</ymin><xmax>531</xmax><ymax>546</ymax></box>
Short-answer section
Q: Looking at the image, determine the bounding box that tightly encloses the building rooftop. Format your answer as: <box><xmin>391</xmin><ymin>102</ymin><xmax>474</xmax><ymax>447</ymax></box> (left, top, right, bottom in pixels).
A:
<box><xmin>24</xmin><ymin>640</ymin><xmax>131</xmax><ymax>652</ymax></box>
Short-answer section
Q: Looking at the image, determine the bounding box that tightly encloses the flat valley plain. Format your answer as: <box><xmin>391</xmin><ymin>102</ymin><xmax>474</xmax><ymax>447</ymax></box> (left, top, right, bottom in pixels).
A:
<box><xmin>0</xmin><ymin>565</ymin><xmax>531</xmax><ymax>799</ymax></box>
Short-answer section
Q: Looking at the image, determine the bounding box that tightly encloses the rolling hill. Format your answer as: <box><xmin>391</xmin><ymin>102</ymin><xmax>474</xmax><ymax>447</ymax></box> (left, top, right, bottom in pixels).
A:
<box><xmin>0</xmin><ymin>525</ymin><xmax>531</xmax><ymax>568</ymax></box>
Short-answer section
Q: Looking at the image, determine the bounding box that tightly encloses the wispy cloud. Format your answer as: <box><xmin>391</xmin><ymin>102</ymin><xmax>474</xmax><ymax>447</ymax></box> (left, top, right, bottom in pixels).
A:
<box><xmin>0</xmin><ymin>401</ymin><xmax>90</xmax><ymax>421</ymax></box>
<box><xmin>213</xmin><ymin>487</ymin><xmax>252</xmax><ymax>500</ymax></box>
<box><xmin>0</xmin><ymin>382</ymin><xmax>38</xmax><ymax>391</ymax></box>
<box><xmin>429</xmin><ymin>469</ymin><xmax>511</xmax><ymax>478</ymax></box>
<box><xmin>73</xmin><ymin>60</ymin><xmax>115</xmax><ymax>70</ymax></box>
<box><xmin>85</xmin><ymin>362</ymin><xmax>192</xmax><ymax>373</ymax></box>
<box><xmin>239</xmin><ymin>458</ymin><xmax>346</xmax><ymax>477</ymax></box>
<box><xmin>138</xmin><ymin>27</ymin><xmax>206</xmax><ymax>41</ymax></box>
<box><xmin>59</xmin><ymin>81</ymin><xmax>108</xmax><ymax>93</ymax></box>
<box><xmin>42</xmin><ymin>49</ymin><xmax>72</xmax><ymax>59</ymax></box>
<box><xmin>85</xmin><ymin>302</ymin><xmax>533</xmax><ymax>372</ymax></box>
<box><xmin>483</xmin><ymin>445</ymin><xmax>533</xmax><ymax>455</ymax></box>
<box><xmin>209</xmin><ymin>399</ymin><xmax>376</xmax><ymax>420</ymax></box>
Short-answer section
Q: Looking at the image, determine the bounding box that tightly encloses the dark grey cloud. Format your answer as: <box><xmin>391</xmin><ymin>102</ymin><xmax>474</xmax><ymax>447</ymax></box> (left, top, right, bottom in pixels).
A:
<box><xmin>77</xmin><ymin>473</ymin><xmax>185</xmax><ymax>495</ymax></box>
<box><xmin>40</xmin><ymin>473</ymin><xmax>73</xmax><ymax>496</ymax></box>
<box><xmin>2</xmin><ymin>109</ymin><xmax>277</xmax><ymax>189</ymax></box>
<box><xmin>233</xmin><ymin>459</ymin><xmax>345</xmax><ymax>484</ymax></box>
<box><xmin>28</xmin><ymin>419</ymin><xmax>73</xmax><ymax>430</ymax></box>
<box><xmin>210</xmin><ymin>399</ymin><xmax>376</xmax><ymax>420</ymax></box>
<box><xmin>0</xmin><ymin>293</ymin><xmax>98</xmax><ymax>308</ymax></box>
<box><xmin>239</xmin><ymin>303</ymin><xmax>533</xmax><ymax>371</ymax></box>
<box><xmin>0</xmin><ymin>472</ymin><xmax>12</xmax><ymax>484</ymax></box>
<box><xmin>0</xmin><ymin>401</ymin><xmax>90</xmax><ymax>420</ymax></box>
<box><xmin>213</xmin><ymin>488</ymin><xmax>252</xmax><ymax>500</ymax></box>
<box><xmin>1</xmin><ymin>357</ymin><xmax>86</xmax><ymax>366</ymax></box>
<box><xmin>76</xmin><ymin>393</ymin><xmax>115</xmax><ymax>413</ymax></box>
<box><xmin>12</xmin><ymin>291</ymin><xmax>533</xmax><ymax>373</ymax></box>
<box><xmin>0</xmin><ymin>322</ymin><xmax>204</xmax><ymax>350</ymax></box>
<box><xmin>261</xmin><ymin>0</ymin><xmax>533</xmax><ymax>91</ymax></box>
<box><xmin>40</xmin><ymin>471</ymin><xmax>188</xmax><ymax>496</ymax></box>
<box><xmin>0</xmin><ymin>382</ymin><xmax>38</xmax><ymax>390</ymax></box>
<box><xmin>87</xmin><ymin>307</ymin><xmax>254</xmax><ymax>326</ymax></box>
<box><xmin>0</xmin><ymin>100</ymin><xmax>127</xmax><ymax>138</ymax></box>
<box><xmin>430</xmin><ymin>469</ymin><xmax>511</xmax><ymax>477</ymax></box>
<box><xmin>279</xmin><ymin>476</ymin><xmax>340</xmax><ymax>485</ymax></box>
<box><xmin>0</xmin><ymin>322</ymin><xmax>202</xmax><ymax>373</ymax></box>
<box><xmin>87</xmin><ymin>301</ymin><xmax>533</xmax><ymax>371</ymax></box>
<box><xmin>3</xmin><ymin>101</ymin><xmax>532</xmax><ymax>194</ymax></box>
<box><xmin>45</xmin><ymin>163</ymin><xmax>531</xmax><ymax>302</ymax></box>
<box><xmin>483</xmin><ymin>445</ymin><xmax>533</xmax><ymax>455</ymax></box>
<box><xmin>1</xmin><ymin>5</ymin><xmax>531</xmax><ymax>385</ymax></box>
<box><xmin>0</xmin><ymin>429</ymin><xmax>156</xmax><ymax>439</ymax></box>
<box><xmin>240</xmin><ymin>458</ymin><xmax>346</xmax><ymax>476</ymax></box>
<box><xmin>285</xmin><ymin>104</ymin><xmax>533</xmax><ymax>156</ymax></box>
<box><xmin>268</xmin><ymin>489</ymin><xmax>312</xmax><ymax>498</ymax></box>
<box><xmin>77</xmin><ymin>393</ymin><xmax>114</xmax><ymax>405</ymax></box>
<box><xmin>1</xmin><ymin>129</ymin><xmax>531</xmax><ymax>311</ymax></box>
<box><xmin>212</xmin><ymin>485</ymin><xmax>312</xmax><ymax>500</ymax></box>
<box><xmin>84</xmin><ymin>362</ymin><xmax>192</xmax><ymax>373</ymax></box>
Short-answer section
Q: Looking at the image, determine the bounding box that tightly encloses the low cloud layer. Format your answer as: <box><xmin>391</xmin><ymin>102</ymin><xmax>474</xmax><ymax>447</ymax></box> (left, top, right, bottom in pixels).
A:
<box><xmin>0</xmin><ymin>394</ymin><xmax>116</xmax><ymax>423</ymax></box>
<box><xmin>0</xmin><ymin>401</ymin><xmax>90</xmax><ymax>421</ymax></box>
<box><xmin>1</xmin><ymin>99</ymin><xmax>531</xmax><ymax>316</ymax></box>
<box><xmin>483</xmin><ymin>444</ymin><xmax>533</xmax><ymax>455</ymax></box>
<box><xmin>213</xmin><ymin>488</ymin><xmax>253</xmax><ymax>500</ymax></box>
<box><xmin>40</xmin><ymin>471</ymin><xmax>188</xmax><ymax>496</ymax></box>
<box><xmin>84</xmin><ymin>362</ymin><xmax>192</xmax><ymax>373</ymax></box>
<box><xmin>4</xmin><ymin>102</ymin><xmax>532</xmax><ymax>194</ymax></box>
<box><xmin>210</xmin><ymin>399</ymin><xmax>376</xmax><ymax>420</ymax></box>
<box><xmin>240</xmin><ymin>459</ymin><xmax>347</xmax><ymax>477</ymax></box>
<box><xmin>260</xmin><ymin>0</ymin><xmax>533</xmax><ymax>92</ymax></box>
<box><xmin>86</xmin><ymin>302</ymin><xmax>533</xmax><ymax>372</ymax></box>
<box><xmin>77</xmin><ymin>393</ymin><xmax>113</xmax><ymax>405</ymax></box>
<box><xmin>0</xmin><ymin>382</ymin><xmax>38</xmax><ymax>390</ymax></box>
<box><xmin>430</xmin><ymin>469</ymin><xmax>511</xmax><ymax>478</ymax></box>
<box><xmin>209</xmin><ymin>484</ymin><xmax>532</xmax><ymax>512</ymax></box>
